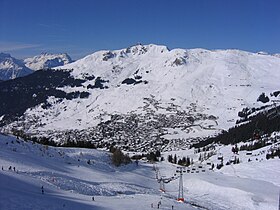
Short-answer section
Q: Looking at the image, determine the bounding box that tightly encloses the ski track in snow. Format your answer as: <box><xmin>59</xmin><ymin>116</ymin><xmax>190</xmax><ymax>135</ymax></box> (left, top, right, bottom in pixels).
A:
<box><xmin>1</xmin><ymin>133</ymin><xmax>280</xmax><ymax>210</ymax></box>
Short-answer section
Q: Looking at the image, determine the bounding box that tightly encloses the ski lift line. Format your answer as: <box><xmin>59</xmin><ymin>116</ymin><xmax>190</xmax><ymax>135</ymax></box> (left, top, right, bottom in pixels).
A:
<box><xmin>154</xmin><ymin>164</ymin><xmax>188</xmax><ymax>202</ymax></box>
<box><xmin>160</xmin><ymin>186</ymin><xmax>210</xmax><ymax>210</ymax></box>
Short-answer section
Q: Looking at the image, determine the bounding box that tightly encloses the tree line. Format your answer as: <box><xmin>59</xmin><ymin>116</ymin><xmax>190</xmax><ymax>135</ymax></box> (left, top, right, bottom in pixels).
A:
<box><xmin>193</xmin><ymin>105</ymin><xmax>280</xmax><ymax>148</ymax></box>
<box><xmin>167</xmin><ymin>154</ymin><xmax>193</xmax><ymax>167</ymax></box>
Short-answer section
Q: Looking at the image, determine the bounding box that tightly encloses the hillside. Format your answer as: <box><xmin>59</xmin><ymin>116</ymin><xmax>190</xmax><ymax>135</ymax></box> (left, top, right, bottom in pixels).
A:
<box><xmin>0</xmin><ymin>133</ymin><xmax>279</xmax><ymax>210</ymax></box>
<box><xmin>0</xmin><ymin>44</ymin><xmax>280</xmax><ymax>151</ymax></box>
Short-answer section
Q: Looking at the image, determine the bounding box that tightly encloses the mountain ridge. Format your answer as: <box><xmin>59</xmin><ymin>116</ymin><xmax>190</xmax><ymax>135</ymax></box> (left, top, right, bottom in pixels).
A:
<box><xmin>0</xmin><ymin>53</ymin><xmax>33</xmax><ymax>80</ymax></box>
<box><xmin>0</xmin><ymin>52</ymin><xmax>73</xmax><ymax>80</ymax></box>
<box><xmin>24</xmin><ymin>52</ymin><xmax>72</xmax><ymax>70</ymax></box>
<box><xmin>0</xmin><ymin>44</ymin><xmax>280</xmax><ymax>151</ymax></box>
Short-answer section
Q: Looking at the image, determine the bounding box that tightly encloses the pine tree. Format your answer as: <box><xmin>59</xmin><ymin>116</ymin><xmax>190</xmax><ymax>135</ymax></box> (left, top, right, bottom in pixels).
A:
<box><xmin>182</xmin><ymin>156</ymin><xmax>187</xmax><ymax>165</ymax></box>
<box><xmin>186</xmin><ymin>157</ymin><xmax>190</xmax><ymax>167</ymax></box>
<box><xmin>112</xmin><ymin>148</ymin><xmax>131</xmax><ymax>166</ymax></box>
<box><xmin>177</xmin><ymin>159</ymin><xmax>182</xmax><ymax>165</ymax></box>
<box><xmin>198</xmin><ymin>153</ymin><xmax>202</xmax><ymax>161</ymax></box>
<box><xmin>174</xmin><ymin>154</ymin><xmax>177</xmax><ymax>164</ymax></box>
<box><xmin>168</xmin><ymin>154</ymin><xmax>173</xmax><ymax>163</ymax></box>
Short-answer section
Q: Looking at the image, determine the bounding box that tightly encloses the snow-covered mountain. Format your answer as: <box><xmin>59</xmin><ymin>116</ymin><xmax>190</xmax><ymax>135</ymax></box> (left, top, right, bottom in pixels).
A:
<box><xmin>0</xmin><ymin>44</ymin><xmax>280</xmax><ymax>150</ymax></box>
<box><xmin>24</xmin><ymin>52</ymin><xmax>72</xmax><ymax>70</ymax></box>
<box><xmin>1</xmin><ymin>44</ymin><xmax>279</xmax><ymax>210</ymax></box>
<box><xmin>0</xmin><ymin>52</ymin><xmax>72</xmax><ymax>80</ymax></box>
<box><xmin>0</xmin><ymin>53</ymin><xmax>33</xmax><ymax>80</ymax></box>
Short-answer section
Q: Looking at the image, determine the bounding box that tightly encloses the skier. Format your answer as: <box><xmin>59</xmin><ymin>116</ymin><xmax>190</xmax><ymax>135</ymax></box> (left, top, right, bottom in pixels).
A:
<box><xmin>157</xmin><ymin>201</ymin><xmax>161</xmax><ymax>209</ymax></box>
<box><xmin>172</xmin><ymin>205</ymin><xmax>174</xmax><ymax>210</ymax></box>
<box><xmin>92</xmin><ymin>196</ymin><xmax>95</xmax><ymax>201</ymax></box>
<box><xmin>13</xmin><ymin>167</ymin><xmax>15</xmax><ymax>172</ymax></box>
<box><xmin>1</xmin><ymin>166</ymin><xmax>3</xmax><ymax>170</ymax></box>
<box><xmin>9</xmin><ymin>166</ymin><xmax>12</xmax><ymax>170</ymax></box>
<box><xmin>41</xmin><ymin>186</ymin><xmax>44</xmax><ymax>194</ymax></box>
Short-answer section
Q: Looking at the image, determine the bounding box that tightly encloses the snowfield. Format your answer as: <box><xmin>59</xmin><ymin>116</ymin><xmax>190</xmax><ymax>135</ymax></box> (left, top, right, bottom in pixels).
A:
<box><xmin>3</xmin><ymin>44</ymin><xmax>279</xmax><ymax>147</ymax></box>
<box><xmin>1</xmin><ymin>134</ymin><xmax>279</xmax><ymax>210</ymax></box>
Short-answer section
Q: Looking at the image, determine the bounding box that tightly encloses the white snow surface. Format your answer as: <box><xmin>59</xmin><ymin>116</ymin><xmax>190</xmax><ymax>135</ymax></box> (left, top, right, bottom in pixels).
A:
<box><xmin>24</xmin><ymin>52</ymin><xmax>72</xmax><ymax>71</ymax></box>
<box><xmin>1</xmin><ymin>134</ymin><xmax>279</xmax><ymax>210</ymax></box>
<box><xmin>17</xmin><ymin>44</ymin><xmax>280</xmax><ymax>140</ymax></box>
<box><xmin>0</xmin><ymin>53</ymin><xmax>33</xmax><ymax>80</ymax></box>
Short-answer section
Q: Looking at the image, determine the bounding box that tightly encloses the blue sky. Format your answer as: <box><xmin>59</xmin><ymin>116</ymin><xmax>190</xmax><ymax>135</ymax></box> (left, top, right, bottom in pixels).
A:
<box><xmin>0</xmin><ymin>0</ymin><xmax>279</xmax><ymax>59</ymax></box>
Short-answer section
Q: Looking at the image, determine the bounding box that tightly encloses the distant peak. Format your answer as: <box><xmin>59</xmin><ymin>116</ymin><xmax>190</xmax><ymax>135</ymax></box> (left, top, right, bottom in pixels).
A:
<box><xmin>39</xmin><ymin>52</ymin><xmax>70</xmax><ymax>57</ymax></box>
<box><xmin>146</xmin><ymin>44</ymin><xmax>170</xmax><ymax>52</ymax></box>
<box><xmin>0</xmin><ymin>52</ymin><xmax>12</xmax><ymax>59</ymax></box>
<box><xmin>124</xmin><ymin>43</ymin><xmax>170</xmax><ymax>55</ymax></box>
<box><xmin>273</xmin><ymin>53</ymin><xmax>280</xmax><ymax>58</ymax></box>
<box><xmin>257</xmin><ymin>51</ymin><xmax>269</xmax><ymax>55</ymax></box>
<box><xmin>24</xmin><ymin>53</ymin><xmax>73</xmax><ymax>70</ymax></box>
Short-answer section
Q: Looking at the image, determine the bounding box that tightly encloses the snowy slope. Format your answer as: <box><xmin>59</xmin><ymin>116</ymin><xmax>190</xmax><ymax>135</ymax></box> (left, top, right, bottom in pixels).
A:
<box><xmin>1</xmin><ymin>134</ymin><xmax>279</xmax><ymax>210</ymax></box>
<box><xmin>24</xmin><ymin>53</ymin><xmax>72</xmax><ymax>70</ymax></box>
<box><xmin>0</xmin><ymin>134</ymin><xmax>196</xmax><ymax>210</ymax></box>
<box><xmin>0</xmin><ymin>53</ymin><xmax>33</xmax><ymax>80</ymax></box>
<box><xmin>51</xmin><ymin>44</ymin><xmax>280</xmax><ymax>130</ymax></box>
<box><xmin>1</xmin><ymin>44</ymin><xmax>280</xmax><ymax>149</ymax></box>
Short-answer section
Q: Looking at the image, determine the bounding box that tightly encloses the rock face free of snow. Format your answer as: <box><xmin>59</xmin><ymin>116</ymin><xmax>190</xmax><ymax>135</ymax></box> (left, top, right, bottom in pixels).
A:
<box><xmin>0</xmin><ymin>53</ymin><xmax>33</xmax><ymax>80</ymax></box>
<box><xmin>1</xmin><ymin>44</ymin><xmax>280</xmax><ymax>150</ymax></box>
<box><xmin>24</xmin><ymin>53</ymin><xmax>72</xmax><ymax>70</ymax></box>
